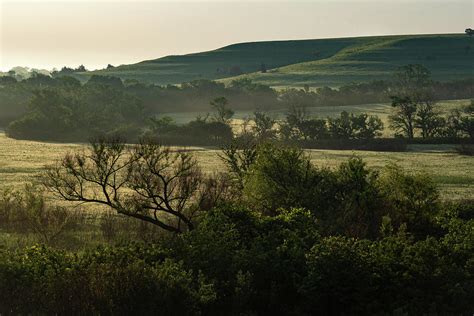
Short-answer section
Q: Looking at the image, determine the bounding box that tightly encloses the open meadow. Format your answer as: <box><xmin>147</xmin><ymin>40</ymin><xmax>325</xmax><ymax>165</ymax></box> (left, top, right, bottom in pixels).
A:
<box><xmin>83</xmin><ymin>34</ymin><xmax>474</xmax><ymax>88</ymax></box>
<box><xmin>1</xmin><ymin>131</ymin><xmax>472</xmax><ymax>200</ymax></box>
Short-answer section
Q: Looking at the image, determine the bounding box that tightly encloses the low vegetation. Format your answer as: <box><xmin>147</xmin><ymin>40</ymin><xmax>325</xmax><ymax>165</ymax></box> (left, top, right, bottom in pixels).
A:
<box><xmin>0</xmin><ymin>138</ymin><xmax>472</xmax><ymax>314</ymax></box>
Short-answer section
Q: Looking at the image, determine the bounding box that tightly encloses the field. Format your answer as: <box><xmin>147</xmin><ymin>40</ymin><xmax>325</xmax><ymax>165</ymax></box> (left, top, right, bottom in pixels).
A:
<box><xmin>1</xmin><ymin>131</ymin><xmax>472</xmax><ymax>201</ymax></box>
<box><xmin>80</xmin><ymin>34</ymin><xmax>474</xmax><ymax>88</ymax></box>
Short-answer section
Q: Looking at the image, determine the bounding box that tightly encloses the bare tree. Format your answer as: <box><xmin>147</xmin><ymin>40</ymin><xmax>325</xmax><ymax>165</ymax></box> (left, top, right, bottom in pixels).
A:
<box><xmin>43</xmin><ymin>137</ymin><xmax>230</xmax><ymax>233</ymax></box>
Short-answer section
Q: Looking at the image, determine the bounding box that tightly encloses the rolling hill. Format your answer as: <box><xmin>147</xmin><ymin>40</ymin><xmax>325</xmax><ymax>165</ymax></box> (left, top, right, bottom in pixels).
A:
<box><xmin>81</xmin><ymin>34</ymin><xmax>474</xmax><ymax>88</ymax></box>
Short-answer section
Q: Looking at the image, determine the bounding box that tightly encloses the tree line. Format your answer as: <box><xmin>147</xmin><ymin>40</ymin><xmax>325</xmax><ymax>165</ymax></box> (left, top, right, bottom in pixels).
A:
<box><xmin>1</xmin><ymin>64</ymin><xmax>473</xmax><ymax>141</ymax></box>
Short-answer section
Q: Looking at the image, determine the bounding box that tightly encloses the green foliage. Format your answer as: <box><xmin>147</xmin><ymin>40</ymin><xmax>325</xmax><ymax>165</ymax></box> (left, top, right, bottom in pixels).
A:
<box><xmin>219</xmin><ymin>137</ymin><xmax>258</xmax><ymax>189</ymax></box>
<box><xmin>241</xmin><ymin>144</ymin><xmax>443</xmax><ymax>239</ymax></box>
<box><xmin>0</xmin><ymin>202</ymin><xmax>472</xmax><ymax>314</ymax></box>
<box><xmin>243</xmin><ymin>143</ymin><xmax>330</xmax><ymax>214</ymax></box>
<box><xmin>1</xmin><ymin>70</ymin><xmax>473</xmax><ymax>143</ymax></box>
<box><xmin>378</xmin><ymin>164</ymin><xmax>440</xmax><ymax>237</ymax></box>
<box><xmin>281</xmin><ymin>107</ymin><xmax>383</xmax><ymax>141</ymax></box>
<box><xmin>1</xmin><ymin>147</ymin><xmax>473</xmax><ymax>314</ymax></box>
<box><xmin>6</xmin><ymin>84</ymin><xmax>144</xmax><ymax>141</ymax></box>
<box><xmin>301</xmin><ymin>231</ymin><xmax>474</xmax><ymax>315</ymax></box>
<box><xmin>389</xmin><ymin>64</ymin><xmax>448</xmax><ymax>139</ymax></box>
<box><xmin>0</xmin><ymin>245</ymin><xmax>214</xmax><ymax>315</ymax></box>
<box><xmin>252</xmin><ymin>110</ymin><xmax>276</xmax><ymax>140</ymax></box>
<box><xmin>327</xmin><ymin>111</ymin><xmax>384</xmax><ymax>139</ymax></box>
<box><xmin>85</xmin><ymin>74</ymin><xmax>124</xmax><ymax>89</ymax></box>
<box><xmin>0</xmin><ymin>185</ymin><xmax>80</xmax><ymax>245</ymax></box>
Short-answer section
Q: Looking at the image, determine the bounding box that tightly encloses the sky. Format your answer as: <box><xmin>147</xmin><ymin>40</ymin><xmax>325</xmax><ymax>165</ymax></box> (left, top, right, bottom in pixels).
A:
<box><xmin>0</xmin><ymin>0</ymin><xmax>473</xmax><ymax>71</ymax></box>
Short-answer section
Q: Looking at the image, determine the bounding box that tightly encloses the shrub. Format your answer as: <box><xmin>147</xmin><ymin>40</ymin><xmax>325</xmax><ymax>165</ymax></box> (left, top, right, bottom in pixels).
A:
<box><xmin>0</xmin><ymin>186</ymin><xmax>81</xmax><ymax>245</ymax></box>
<box><xmin>0</xmin><ymin>245</ymin><xmax>215</xmax><ymax>315</ymax></box>
<box><xmin>378</xmin><ymin>164</ymin><xmax>440</xmax><ymax>238</ymax></box>
<box><xmin>243</xmin><ymin>143</ymin><xmax>336</xmax><ymax>214</ymax></box>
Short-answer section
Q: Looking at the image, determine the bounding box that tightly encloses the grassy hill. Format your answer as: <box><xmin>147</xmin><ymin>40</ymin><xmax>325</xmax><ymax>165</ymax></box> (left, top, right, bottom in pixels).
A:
<box><xmin>81</xmin><ymin>34</ymin><xmax>474</xmax><ymax>88</ymax></box>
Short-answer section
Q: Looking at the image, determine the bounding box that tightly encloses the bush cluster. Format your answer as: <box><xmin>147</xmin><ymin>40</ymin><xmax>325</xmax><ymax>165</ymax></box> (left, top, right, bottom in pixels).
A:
<box><xmin>0</xmin><ymin>204</ymin><xmax>472</xmax><ymax>314</ymax></box>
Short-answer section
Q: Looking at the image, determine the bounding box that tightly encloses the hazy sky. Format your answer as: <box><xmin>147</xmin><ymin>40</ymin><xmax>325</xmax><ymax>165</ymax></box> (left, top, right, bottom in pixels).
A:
<box><xmin>1</xmin><ymin>0</ymin><xmax>473</xmax><ymax>71</ymax></box>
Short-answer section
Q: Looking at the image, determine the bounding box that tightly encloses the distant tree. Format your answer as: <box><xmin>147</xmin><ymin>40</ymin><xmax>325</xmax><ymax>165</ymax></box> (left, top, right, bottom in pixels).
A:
<box><xmin>327</xmin><ymin>112</ymin><xmax>383</xmax><ymax>140</ymax></box>
<box><xmin>61</xmin><ymin>66</ymin><xmax>74</xmax><ymax>73</ymax></box>
<box><xmin>283</xmin><ymin>104</ymin><xmax>309</xmax><ymax>139</ymax></box>
<box><xmin>393</xmin><ymin>64</ymin><xmax>432</xmax><ymax>100</ymax></box>
<box><xmin>459</xmin><ymin>100</ymin><xmax>474</xmax><ymax>138</ymax></box>
<box><xmin>85</xmin><ymin>75</ymin><xmax>124</xmax><ymax>89</ymax></box>
<box><xmin>298</xmin><ymin>118</ymin><xmax>328</xmax><ymax>140</ymax></box>
<box><xmin>389</xmin><ymin>96</ymin><xmax>417</xmax><ymax>138</ymax></box>
<box><xmin>52</xmin><ymin>67</ymin><xmax>75</xmax><ymax>77</ymax></box>
<box><xmin>465</xmin><ymin>28</ymin><xmax>474</xmax><ymax>37</ymax></box>
<box><xmin>106</xmin><ymin>64</ymin><xmax>114</xmax><ymax>69</ymax></box>
<box><xmin>286</xmin><ymin>104</ymin><xmax>309</xmax><ymax>128</ymax></box>
<box><xmin>211</xmin><ymin>97</ymin><xmax>234</xmax><ymax>124</ymax></box>
<box><xmin>442</xmin><ymin>109</ymin><xmax>463</xmax><ymax>138</ymax></box>
<box><xmin>327</xmin><ymin>111</ymin><xmax>353</xmax><ymax>139</ymax></box>
<box><xmin>260</xmin><ymin>63</ymin><xmax>267</xmax><ymax>73</ymax></box>
<box><xmin>252</xmin><ymin>110</ymin><xmax>275</xmax><ymax>140</ymax></box>
<box><xmin>75</xmin><ymin>65</ymin><xmax>87</xmax><ymax>72</ymax></box>
<box><xmin>350</xmin><ymin>113</ymin><xmax>384</xmax><ymax>139</ymax></box>
<box><xmin>149</xmin><ymin>116</ymin><xmax>177</xmax><ymax>134</ymax></box>
<box><xmin>414</xmin><ymin>102</ymin><xmax>443</xmax><ymax>138</ymax></box>
<box><xmin>389</xmin><ymin>64</ymin><xmax>435</xmax><ymax>138</ymax></box>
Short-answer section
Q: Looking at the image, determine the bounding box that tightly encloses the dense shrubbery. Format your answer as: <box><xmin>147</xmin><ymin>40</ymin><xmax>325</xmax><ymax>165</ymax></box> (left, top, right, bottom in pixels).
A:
<box><xmin>240</xmin><ymin>144</ymin><xmax>442</xmax><ymax>239</ymax></box>
<box><xmin>0</xmin><ymin>140</ymin><xmax>473</xmax><ymax>314</ymax></box>
<box><xmin>0</xmin><ymin>185</ymin><xmax>82</xmax><ymax>245</ymax></box>
<box><xmin>0</xmin><ymin>205</ymin><xmax>472</xmax><ymax>314</ymax></box>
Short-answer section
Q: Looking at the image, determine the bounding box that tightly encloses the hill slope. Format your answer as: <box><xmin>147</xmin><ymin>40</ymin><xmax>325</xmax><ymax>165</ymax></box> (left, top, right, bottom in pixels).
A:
<box><xmin>81</xmin><ymin>34</ymin><xmax>474</xmax><ymax>87</ymax></box>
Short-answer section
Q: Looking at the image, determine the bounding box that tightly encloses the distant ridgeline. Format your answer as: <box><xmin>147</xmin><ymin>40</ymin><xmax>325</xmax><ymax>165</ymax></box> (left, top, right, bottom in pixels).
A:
<box><xmin>76</xmin><ymin>34</ymin><xmax>474</xmax><ymax>87</ymax></box>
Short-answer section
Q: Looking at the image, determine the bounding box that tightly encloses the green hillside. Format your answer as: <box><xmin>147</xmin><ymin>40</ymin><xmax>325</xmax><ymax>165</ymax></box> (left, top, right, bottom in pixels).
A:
<box><xmin>81</xmin><ymin>34</ymin><xmax>474</xmax><ymax>88</ymax></box>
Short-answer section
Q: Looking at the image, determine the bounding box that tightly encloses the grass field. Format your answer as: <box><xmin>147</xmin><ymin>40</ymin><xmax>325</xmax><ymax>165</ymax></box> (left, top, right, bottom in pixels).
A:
<box><xmin>80</xmin><ymin>34</ymin><xmax>474</xmax><ymax>88</ymax></box>
<box><xmin>1</xmin><ymin>132</ymin><xmax>472</xmax><ymax>200</ymax></box>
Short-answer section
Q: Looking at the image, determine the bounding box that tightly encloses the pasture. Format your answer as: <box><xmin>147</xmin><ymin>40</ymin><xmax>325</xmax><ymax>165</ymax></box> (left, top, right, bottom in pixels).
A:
<box><xmin>1</xmin><ymin>131</ymin><xmax>472</xmax><ymax>200</ymax></box>
<box><xmin>82</xmin><ymin>34</ymin><xmax>474</xmax><ymax>88</ymax></box>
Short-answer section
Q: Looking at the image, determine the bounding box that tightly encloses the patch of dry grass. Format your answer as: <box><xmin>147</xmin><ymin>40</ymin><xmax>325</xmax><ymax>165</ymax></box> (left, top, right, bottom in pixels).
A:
<box><xmin>0</xmin><ymin>132</ymin><xmax>472</xmax><ymax>200</ymax></box>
